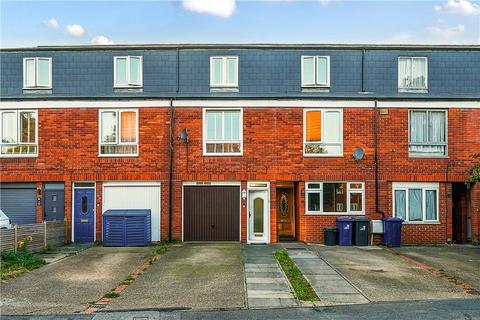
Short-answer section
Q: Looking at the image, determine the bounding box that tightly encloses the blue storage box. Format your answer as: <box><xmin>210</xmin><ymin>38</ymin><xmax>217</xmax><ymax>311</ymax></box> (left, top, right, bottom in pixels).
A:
<box><xmin>103</xmin><ymin>209</ymin><xmax>151</xmax><ymax>246</ymax></box>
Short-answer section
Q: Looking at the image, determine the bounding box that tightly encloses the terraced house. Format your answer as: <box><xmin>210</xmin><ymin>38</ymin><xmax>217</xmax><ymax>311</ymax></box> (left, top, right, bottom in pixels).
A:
<box><xmin>0</xmin><ymin>44</ymin><xmax>479</xmax><ymax>245</ymax></box>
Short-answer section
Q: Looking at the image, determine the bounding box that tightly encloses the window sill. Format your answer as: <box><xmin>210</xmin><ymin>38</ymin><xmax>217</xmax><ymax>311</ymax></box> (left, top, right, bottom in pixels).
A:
<box><xmin>23</xmin><ymin>89</ymin><xmax>52</xmax><ymax>94</ymax></box>
<box><xmin>303</xmin><ymin>153</ymin><xmax>343</xmax><ymax>158</ymax></box>
<box><xmin>210</xmin><ymin>87</ymin><xmax>239</xmax><ymax>93</ymax></box>
<box><xmin>301</xmin><ymin>87</ymin><xmax>330</xmax><ymax>93</ymax></box>
<box><xmin>408</xmin><ymin>154</ymin><xmax>449</xmax><ymax>159</ymax></box>
<box><xmin>0</xmin><ymin>154</ymin><xmax>38</xmax><ymax>158</ymax></box>
<box><xmin>114</xmin><ymin>87</ymin><xmax>143</xmax><ymax>93</ymax></box>
<box><xmin>203</xmin><ymin>153</ymin><xmax>243</xmax><ymax>157</ymax></box>
<box><xmin>305</xmin><ymin>212</ymin><xmax>365</xmax><ymax>216</ymax></box>
<box><xmin>98</xmin><ymin>154</ymin><xmax>139</xmax><ymax>158</ymax></box>
<box><xmin>402</xmin><ymin>221</ymin><xmax>440</xmax><ymax>225</ymax></box>
<box><xmin>398</xmin><ymin>88</ymin><xmax>428</xmax><ymax>93</ymax></box>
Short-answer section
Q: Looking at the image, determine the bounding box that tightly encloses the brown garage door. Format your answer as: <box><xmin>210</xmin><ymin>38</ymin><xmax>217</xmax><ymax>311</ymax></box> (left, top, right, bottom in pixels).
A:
<box><xmin>183</xmin><ymin>186</ymin><xmax>240</xmax><ymax>241</ymax></box>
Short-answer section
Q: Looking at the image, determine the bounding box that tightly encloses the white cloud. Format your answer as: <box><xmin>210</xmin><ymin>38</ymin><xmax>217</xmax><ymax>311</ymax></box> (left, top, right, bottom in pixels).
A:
<box><xmin>182</xmin><ymin>0</ymin><xmax>235</xmax><ymax>18</ymax></box>
<box><xmin>43</xmin><ymin>18</ymin><xmax>59</xmax><ymax>30</ymax></box>
<box><xmin>64</xmin><ymin>24</ymin><xmax>86</xmax><ymax>37</ymax></box>
<box><xmin>426</xmin><ymin>24</ymin><xmax>465</xmax><ymax>39</ymax></box>
<box><xmin>434</xmin><ymin>0</ymin><xmax>479</xmax><ymax>16</ymax></box>
<box><xmin>91</xmin><ymin>35</ymin><xmax>114</xmax><ymax>45</ymax></box>
<box><xmin>319</xmin><ymin>0</ymin><xmax>331</xmax><ymax>6</ymax></box>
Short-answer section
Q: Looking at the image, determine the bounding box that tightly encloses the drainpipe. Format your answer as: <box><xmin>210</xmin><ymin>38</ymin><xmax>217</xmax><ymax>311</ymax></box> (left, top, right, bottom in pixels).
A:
<box><xmin>374</xmin><ymin>99</ymin><xmax>385</xmax><ymax>218</ymax></box>
<box><xmin>168</xmin><ymin>98</ymin><xmax>175</xmax><ymax>242</ymax></box>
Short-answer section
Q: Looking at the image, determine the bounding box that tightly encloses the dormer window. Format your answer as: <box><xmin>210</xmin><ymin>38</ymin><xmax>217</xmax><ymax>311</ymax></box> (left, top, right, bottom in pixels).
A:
<box><xmin>114</xmin><ymin>56</ymin><xmax>143</xmax><ymax>88</ymax></box>
<box><xmin>23</xmin><ymin>57</ymin><xmax>52</xmax><ymax>89</ymax></box>
<box><xmin>301</xmin><ymin>56</ymin><xmax>330</xmax><ymax>88</ymax></box>
<box><xmin>210</xmin><ymin>56</ymin><xmax>238</xmax><ymax>88</ymax></box>
<box><xmin>398</xmin><ymin>57</ymin><xmax>428</xmax><ymax>92</ymax></box>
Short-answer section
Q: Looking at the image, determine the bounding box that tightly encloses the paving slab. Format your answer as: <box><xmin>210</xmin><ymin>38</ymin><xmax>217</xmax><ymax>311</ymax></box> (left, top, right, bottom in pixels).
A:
<box><xmin>288</xmin><ymin>249</ymin><xmax>369</xmax><ymax>305</ymax></box>
<box><xmin>309</xmin><ymin>244</ymin><xmax>472</xmax><ymax>302</ymax></box>
<box><xmin>244</xmin><ymin>245</ymin><xmax>298</xmax><ymax>308</ymax></box>
<box><xmin>0</xmin><ymin>246</ymin><xmax>152</xmax><ymax>315</ymax></box>
<box><xmin>105</xmin><ymin>243</ymin><xmax>245</xmax><ymax>310</ymax></box>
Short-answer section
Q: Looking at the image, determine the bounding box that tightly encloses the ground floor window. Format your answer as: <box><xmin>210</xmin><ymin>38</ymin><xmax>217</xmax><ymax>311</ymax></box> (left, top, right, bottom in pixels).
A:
<box><xmin>392</xmin><ymin>182</ymin><xmax>439</xmax><ymax>222</ymax></box>
<box><xmin>306</xmin><ymin>182</ymin><xmax>364</xmax><ymax>214</ymax></box>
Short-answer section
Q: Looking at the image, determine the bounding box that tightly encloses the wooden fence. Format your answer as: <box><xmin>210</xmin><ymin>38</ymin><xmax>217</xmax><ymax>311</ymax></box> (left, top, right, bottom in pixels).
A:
<box><xmin>0</xmin><ymin>221</ymin><xmax>65</xmax><ymax>252</ymax></box>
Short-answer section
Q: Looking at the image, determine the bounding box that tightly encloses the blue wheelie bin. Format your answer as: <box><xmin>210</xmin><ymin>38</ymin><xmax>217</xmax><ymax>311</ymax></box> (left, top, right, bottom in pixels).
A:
<box><xmin>336</xmin><ymin>217</ymin><xmax>354</xmax><ymax>246</ymax></box>
<box><xmin>382</xmin><ymin>217</ymin><xmax>403</xmax><ymax>247</ymax></box>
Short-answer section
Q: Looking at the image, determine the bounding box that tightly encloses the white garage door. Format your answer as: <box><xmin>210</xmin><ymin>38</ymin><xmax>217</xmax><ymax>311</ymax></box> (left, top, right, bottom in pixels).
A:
<box><xmin>103</xmin><ymin>182</ymin><xmax>161</xmax><ymax>241</ymax></box>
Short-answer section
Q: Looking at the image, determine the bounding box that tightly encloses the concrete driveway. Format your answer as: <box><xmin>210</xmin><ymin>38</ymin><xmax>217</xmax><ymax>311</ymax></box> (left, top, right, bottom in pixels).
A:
<box><xmin>394</xmin><ymin>245</ymin><xmax>480</xmax><ymax>292</ymax></box>
<box><xmin>308</xmin><ymin>245</ymin><xmax>473</xmax><ymax>302</ymax></box>
<box><xmin>0</xmin><ymin>246</ymin><xmax>152</xmax><ymax>315</ymax></box>
<box><xmin>105</xmin><ymin>243</ymin><xmax>245</xmax><ymax>310</ymax></box>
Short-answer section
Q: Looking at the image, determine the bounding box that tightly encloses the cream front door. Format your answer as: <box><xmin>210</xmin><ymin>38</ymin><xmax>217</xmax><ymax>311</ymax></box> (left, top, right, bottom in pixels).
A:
<box><xmin>248</xmin><ymin>190</ymin><xmax>269</xmax><ymax>243</ymax></box>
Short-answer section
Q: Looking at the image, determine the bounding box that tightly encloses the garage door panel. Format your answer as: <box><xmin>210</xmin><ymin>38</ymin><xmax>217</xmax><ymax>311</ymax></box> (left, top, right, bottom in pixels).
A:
<box><xmin>103</xmin><ymin>184</ymin><xmax>160</xmax><ymax>241</ymax></box>
<box><xmin>0</xmin><ymin>187</ymin><xmax>36</xmax><ymax>224</ymax></box>
<box><xmin>184</xmin><ymin>186</ymin><xmax>239</xmax><ymax>241</ymax></box>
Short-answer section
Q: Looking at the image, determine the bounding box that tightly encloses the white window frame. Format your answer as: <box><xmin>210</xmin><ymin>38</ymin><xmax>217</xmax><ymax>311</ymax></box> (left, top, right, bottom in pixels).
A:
<box><xmin>301</xmin><ymin>55</ymin><xmax>330</xmax><ymax>88</ymax></box>
<box><xmin>0</xmin><ymin>109</ymin><xmax>38</xmax><ymax>158</ymax></box>
<box><xmin>23</xmin><ymin>57</ymin><xmax>52</xmax><ymax>89</ymax></box>
<box><xmin>398</xmin><ymin>56</ymin><xmax>428</xmax><ymax>91</ymax></box>
<box><xmin>392</xmin><ymin>182</ymin><xmax>440</xmax><ymax>224</ymax></box>
<box><xmin>305</xmin><ymin>182</ymin><xmax>365</xmax><ymax>215</ymax></box>
<box><xmin>209</xmin><ymin>56</ymin><xmax>239</xmax><ymax>88</ymax></box>
<box><xmin>408</xmin><ymin>109</ymin><xmax>448</xmax><ymax>158</ymax></box>
<box><xmin>303</xmin><ymin>108</ymin><xmax>343</xmax><ymax>157</ymax></box>
<box><xmin>113</xmin><ymin>56</ymin><xmax>143</xmax><ymax>88</ymax></box>
<box><xmin>98</xmin><ymin>109</ymin><xmax>139</xmax><ymax>157</ymax></box>
<box><xmin>202</xmin><ymin>108</ymin><xmax>243</xmax><ymax>156</ymax></box>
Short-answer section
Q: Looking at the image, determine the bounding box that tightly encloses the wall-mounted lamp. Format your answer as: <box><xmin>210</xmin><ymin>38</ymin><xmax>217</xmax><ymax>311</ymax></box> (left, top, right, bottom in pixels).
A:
<box><xmin>180</xmin><ymin>128</ymin><xmax>189</xmax><ymax>143</ymax></box>
<box><xmin>301</xmin><ymin>188</ymin><xmax>305</xmax><ymax>195</ymax></box>
<box><xmin>37</xmin><ymin>187</ymin><xmax>42</xmax><ymax>196</ymax></box>
<box><xmin>447</xmin><ymin>189</ymin><xmax>453</xmax><ymax>198</ymax></box>
<box><xmin>241</xmin><ymin>189</ymin><xmax>247</xmax><ymax>200</ymax></box>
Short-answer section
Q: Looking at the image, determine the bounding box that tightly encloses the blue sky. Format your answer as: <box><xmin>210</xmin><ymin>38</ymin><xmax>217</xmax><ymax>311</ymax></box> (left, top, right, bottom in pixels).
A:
<box><xmin>1</xmin><ymin>0</ymin><xmax>479</xmax><ymax>47</ymax></box>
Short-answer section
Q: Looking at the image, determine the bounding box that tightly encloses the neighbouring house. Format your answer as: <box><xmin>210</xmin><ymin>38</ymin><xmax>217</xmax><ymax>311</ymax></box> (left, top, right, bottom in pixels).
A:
<box><xmin>0</xmin><ymin>44</ymin><xmax>479</xmax><ymax>245</ymax></box>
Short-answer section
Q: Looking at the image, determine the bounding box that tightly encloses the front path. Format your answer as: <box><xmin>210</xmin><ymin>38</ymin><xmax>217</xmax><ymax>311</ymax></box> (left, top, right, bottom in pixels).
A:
<box><xmin>244</xmin><ymin>245</ymin><xmax>298</xmax><ymax>308</ymax></box>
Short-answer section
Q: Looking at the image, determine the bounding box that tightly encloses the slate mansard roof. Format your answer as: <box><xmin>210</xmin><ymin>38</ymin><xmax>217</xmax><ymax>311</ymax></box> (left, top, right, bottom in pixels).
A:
<box><xmin>1</xmin><ymin>44</ymin><xmax>479</xmax><ymax>100</ymax></box>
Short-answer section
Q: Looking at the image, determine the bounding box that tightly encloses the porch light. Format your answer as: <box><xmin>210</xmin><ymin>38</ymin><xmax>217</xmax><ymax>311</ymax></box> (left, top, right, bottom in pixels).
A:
<box><xmin>241</xmin><ymin>189</ymin><xmax>247</xmax><ymax>200</ymax></box>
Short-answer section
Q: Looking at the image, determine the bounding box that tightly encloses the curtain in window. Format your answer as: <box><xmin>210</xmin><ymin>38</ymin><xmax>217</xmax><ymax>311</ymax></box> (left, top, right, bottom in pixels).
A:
<box><xmin>410</xmin><ymin>111</ymin><xmax>427</xmax><ymax>153</ymax></box>
<box><xmin>224</xmin><ymin>111</ymin><xmax>240</xmax><ymax>140</ymax></box>
<box><xmin>412</xmin><ymin>58</ymin><xmax>426</xmax><ymax>88</ymax></box>
<box><xmin>19</xmin><ymin>112</ymin><xmax>36</xmax><ymax>143</ymax></box>
<box><xmin>306</xmin><ymin>111</ymin><xmax>321</xmax><ymax>142</ymax></box>
<box><xmin>394</xmin><ymin>190</ymin><xmax>406</xmax><ymax>220</ymax></box>
<box><xmin>323</xmin><ymin>111</ymin><xmax>342</xmax><ymax>154</ymax></box>
<box><xmin>302</xmin><ymin>57</ymin><xmax>315</xmax><ymax>85</ymax></box>
<box><xmin>426</xmin><ymin>190</ymin><xmax>437</xmax><ymax>220</ymax></box>
<box><xmin>120</xmin><ymin>112</ymin><xmax>136</xmax><ymax>143</ymax></box>
<box><xmin>398</xmin><ymin>58</ymin><xmax>412</xmax><ymax>88</ymax></box>
<box><xmin>1</xmin><ymin>112</ymin><xmax>17</xmax><ymax>143</ymax></box>
<box><xmin>428</xmin><ymin>111</ymin><xmax>446</xmax><ymax>154</ymax></box>
<box><xmin>408</xmin><ymin>189</ymin><xmax>423</xmax><ymax>221</ymax></box>
<box><xmin>101</xmin><ymin>112</ymin><xmax>117</xmax><ymax>143</ymax></box>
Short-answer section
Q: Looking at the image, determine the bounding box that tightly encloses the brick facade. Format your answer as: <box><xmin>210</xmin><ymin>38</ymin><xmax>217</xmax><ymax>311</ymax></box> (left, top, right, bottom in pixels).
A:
<box><xmin>1</xmin><ymin>105</ymin><xmax>479</xmax><ymax>244</ymax></box>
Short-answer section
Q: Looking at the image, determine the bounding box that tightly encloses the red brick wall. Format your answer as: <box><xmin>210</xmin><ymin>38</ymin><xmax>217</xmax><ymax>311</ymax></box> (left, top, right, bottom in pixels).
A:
<box><xmin>1</xmin><ymin>106</ymin><xmax>479</xmax><ymax>244</ymax></box>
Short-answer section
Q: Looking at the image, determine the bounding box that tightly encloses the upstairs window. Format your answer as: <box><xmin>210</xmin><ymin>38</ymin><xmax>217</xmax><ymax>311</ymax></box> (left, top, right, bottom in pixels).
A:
<box><xmin>203</xmin><ymin>109</ymin><xmax>242</xmax><ymax>155</ymax></box>
<box><xmin>398</xmin><ymin>57</ymin><xmax>427</xmax><ymax>91</ymax></box>
<box><xmin>409</xmin><ymin>110</ymin><xmax>447</xmax><ymax>157</ymax></box>
<box><xmin>393</xmin><ymin>182</ymin><xmax>439</xmax><ymax>223</ymax></box>
<box><xmin>306</xmin><ymin>182</ymin><xmax>364</xmax><ymax>214</ymax></box>
<box><xmin>303</xmin><ymin>109</ymin><xmax>343</xmax><ymax>156</ymax></box>
<box><xmin>114</xmin><ymin>56</ymin><xmax>143</xmax><ymax>88</ymax></box>
<box><xmin>23</xmin><ymin>57</ymin><xmax>52</xmax><ymax>89</ymax></box>
<box><xmin>0</xmin><ymin>110</ymin><xmax>38</xmax><ymax>157</ymax></box>
<box><xmin>99</xmin><ymin>109</ymin><xmax>138</xmax><ymax>156</ymax></box>
<box><xmin>301</xmin><ymin>56</ymin><xmax>330</xmax><ymax>87</ymax></box>
<box><xmin>210</xmin><ymin>56</ymin><xmax>238</xmax><ymax>88</ymax></box>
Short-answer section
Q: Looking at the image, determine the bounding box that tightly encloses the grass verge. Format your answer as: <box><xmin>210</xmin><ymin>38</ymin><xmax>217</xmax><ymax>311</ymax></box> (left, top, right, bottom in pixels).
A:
<box><xmin>275</xmin><ymin>249</ymin><xmax>319</xmax><ymax>301</ymax></box>
<box><xmin>1</xmin><ymin>249</ymin><xmax>46</xmax><ymax>280</ymax></box>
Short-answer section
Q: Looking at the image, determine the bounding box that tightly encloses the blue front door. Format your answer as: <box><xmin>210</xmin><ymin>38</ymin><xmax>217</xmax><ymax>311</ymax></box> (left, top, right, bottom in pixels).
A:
<box><xmin>74</xmin><ymin>188</ymin><xmax>95</xmax><ymax>243</ymax></box>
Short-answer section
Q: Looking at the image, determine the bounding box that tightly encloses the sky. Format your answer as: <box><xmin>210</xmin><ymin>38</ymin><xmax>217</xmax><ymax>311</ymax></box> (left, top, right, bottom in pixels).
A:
<box><xmin>0</xmin><ymin>0</ymin><xmax>479</xmax><ymax>48</ymax></box>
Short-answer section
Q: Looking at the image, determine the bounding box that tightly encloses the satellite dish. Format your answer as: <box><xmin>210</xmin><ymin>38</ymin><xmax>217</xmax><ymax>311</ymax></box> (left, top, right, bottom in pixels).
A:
<box><xmin>352</xmin><ymin>148</ymin><xmax>365</xmax><ymax>161</ymax></box>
